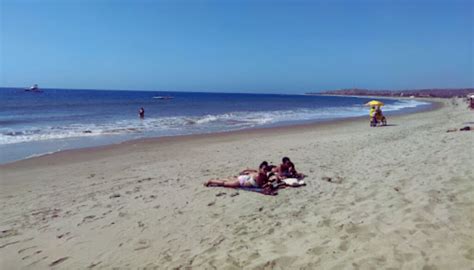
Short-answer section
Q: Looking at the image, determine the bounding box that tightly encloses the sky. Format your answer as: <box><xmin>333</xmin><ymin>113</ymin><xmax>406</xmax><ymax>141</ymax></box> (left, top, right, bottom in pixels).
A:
<box><xmin>0</xmin><ymin>0</ymin><xmax>473</xmax><ymax>93</ymax></box>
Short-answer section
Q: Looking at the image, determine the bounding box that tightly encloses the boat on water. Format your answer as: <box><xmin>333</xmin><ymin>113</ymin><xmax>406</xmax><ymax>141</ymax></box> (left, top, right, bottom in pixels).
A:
<box><xmin>153</xmin><ymin>96</ymin><xmax>173</xmax><ymax>100</ymax></box>
<box><xmin>25</xmin><ymin>84</ymin><xmax>42</xmax><ymax>92</ymax></box>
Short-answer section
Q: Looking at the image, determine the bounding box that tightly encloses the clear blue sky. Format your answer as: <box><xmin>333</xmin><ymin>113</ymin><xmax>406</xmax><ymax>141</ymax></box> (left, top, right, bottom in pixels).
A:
<box><xmin>1</xmin><ymin>0</ymin><xmax>472</xmax><ymax>93</ymax></box>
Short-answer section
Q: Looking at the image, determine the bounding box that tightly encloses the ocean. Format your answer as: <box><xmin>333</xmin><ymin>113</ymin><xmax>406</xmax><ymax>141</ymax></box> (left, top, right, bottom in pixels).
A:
<box><xmin>0</xmin><ymin>88</ymin><xmax>431</xmax><ymax>164</ymax></box>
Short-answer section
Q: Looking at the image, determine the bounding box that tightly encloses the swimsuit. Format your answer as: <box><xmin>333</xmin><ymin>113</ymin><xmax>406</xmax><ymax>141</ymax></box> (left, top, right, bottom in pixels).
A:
<box><xmin>238</xmin><ymin>175</ymin><xmax>257</xmax><ymax>187</ymax></box>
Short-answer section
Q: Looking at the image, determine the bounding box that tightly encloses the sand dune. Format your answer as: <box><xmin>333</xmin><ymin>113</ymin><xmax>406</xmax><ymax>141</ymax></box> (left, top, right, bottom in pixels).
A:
<box><xmin>1</xmin><ymin>98</ymin><xmax>473</xmax><ymax>269</ymax></box>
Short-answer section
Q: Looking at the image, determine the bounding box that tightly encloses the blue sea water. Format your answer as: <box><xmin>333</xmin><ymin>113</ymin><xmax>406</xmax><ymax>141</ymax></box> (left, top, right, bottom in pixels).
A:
<box><xmin>0</xmin><ymin>88</ymin><xmax>431</xmax><ymax>164</ymax></box>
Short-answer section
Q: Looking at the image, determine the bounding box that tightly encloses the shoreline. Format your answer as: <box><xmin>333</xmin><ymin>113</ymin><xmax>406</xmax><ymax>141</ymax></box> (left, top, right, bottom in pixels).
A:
<box><xmin>0</xmin><ymin>98</ymin><xmax>440</xmax><ymax>168</ymax></box>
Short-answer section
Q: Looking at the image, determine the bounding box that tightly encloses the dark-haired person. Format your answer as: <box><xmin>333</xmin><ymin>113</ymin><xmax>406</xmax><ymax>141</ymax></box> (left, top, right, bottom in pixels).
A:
<box><xmin>277</xmin><ymin>157</ymin><xmax>305</xmax><ymax>179</ymax></box>
<box><xmin>139</xmin><ymin>107</ymin><xmax>145</xmax><ymax>119</ymax></box>
<box><xmin>374</xmin><ymin>106</ymin><xmax>387</xmax><ymax>126</ymax></box>
<box><xmin>205</xmin><ymin>162</ymin><xmax>270</xmax><ymax>188</ymax></box>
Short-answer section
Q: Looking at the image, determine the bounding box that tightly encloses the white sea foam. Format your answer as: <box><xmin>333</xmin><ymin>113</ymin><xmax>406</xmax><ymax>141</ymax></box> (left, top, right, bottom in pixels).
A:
<box><xmin>0</xmin><ymin>99</ymin><xmax>430</xmax><ymax>145</ymax></box>
<box><xmin>24</xmin><ymin>151</ymin><xmax>57</xmax><ymax>160</ymax></box>
<box><xmin>383</xmin><ymin>99</ymin><xmax>428</xmax><ymax>110</ymax></box>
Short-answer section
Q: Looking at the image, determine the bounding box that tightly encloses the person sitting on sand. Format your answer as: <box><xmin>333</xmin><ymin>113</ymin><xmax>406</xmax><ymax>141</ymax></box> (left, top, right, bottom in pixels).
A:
<box><xmin>374</xmin><ymin>106</ymin><xmax>387</xmax><ymax>126</ymax></box>
<box><xmin>205</xmin><ymin>161</ymin><xmax>270</xmax><ymax>188</ymax></box>
<box><xmin>277</xmin><ymin>157</ymin><xmax>304</xmax><ymax>179</ymax></box>
<box><xmin>375</xmin><ymin>106</ymin><xmax>384</xmax><ymax>120</ymax></box>
<box><xmin>375</xmin><ymin>106</ymin><xmax>382</xmax><ymax>118</ymax></box>
<box><xmin>266</xmin><ymin>165</ymin><xmax>288</xmax><ymax>188</ymax></box>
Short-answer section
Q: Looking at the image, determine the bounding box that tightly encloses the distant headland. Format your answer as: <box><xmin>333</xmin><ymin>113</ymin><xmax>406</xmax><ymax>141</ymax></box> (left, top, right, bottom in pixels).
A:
<box><xmin>307</xmin><ymin>88</ymin><xmax>474</xmax><ymax>98</ymax></box>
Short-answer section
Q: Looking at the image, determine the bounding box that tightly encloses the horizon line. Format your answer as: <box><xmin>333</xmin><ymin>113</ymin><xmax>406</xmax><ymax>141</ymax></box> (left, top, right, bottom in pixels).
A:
<box><xmin>1</xmin><ymin>86</ymin><xmax>473</xmax><ymax>94</ymax></box>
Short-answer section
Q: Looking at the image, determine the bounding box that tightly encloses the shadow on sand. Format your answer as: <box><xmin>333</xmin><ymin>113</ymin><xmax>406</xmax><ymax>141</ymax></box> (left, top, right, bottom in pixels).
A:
<box><xmin>372</xmin><ymin>124</ymin><xmax>398</xmax><ymax>127</ymax></box>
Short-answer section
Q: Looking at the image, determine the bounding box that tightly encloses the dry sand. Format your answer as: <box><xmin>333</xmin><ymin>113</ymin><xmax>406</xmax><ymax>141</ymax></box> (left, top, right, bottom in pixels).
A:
<box><xmin>1</xmin><ymin>98</ymin><xmax>473</xmax><ymax>269</ymax></box>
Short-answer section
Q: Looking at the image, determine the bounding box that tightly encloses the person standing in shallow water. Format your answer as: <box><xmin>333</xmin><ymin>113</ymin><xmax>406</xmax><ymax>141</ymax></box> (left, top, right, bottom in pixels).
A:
<box><xmin>139</xmin><ymin>107</ymin><xmax>145</xmax><ymax>119</ymax></box>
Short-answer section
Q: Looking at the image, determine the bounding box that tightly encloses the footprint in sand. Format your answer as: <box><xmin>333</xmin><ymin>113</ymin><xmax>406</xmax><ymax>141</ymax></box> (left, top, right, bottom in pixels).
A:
<box><xmin>317</xmin><ymin>218</ymin><xmax>331</xmax><ymax>228</ymax></box>
<box><xmin>57</xmin><ymin>232</ymin><xmax>71</xmax><ymax>239</ymax></box>
<box><xmin>134</xmin><ymin>239</ymin><xmax>151</xmax><ymax>251</ymax></box>
<box><xmin>87</xmin><ymin>261</ymin><xmax>102</xmax><ymax>268</ymax></box>
<box><xmin>287</xmin><ymin>230</ymin><xmax>304</xmax><ymax>239</ymax></box>
<box><xmin>338</xmin><ymin>239</ymin><xmax>349</xmax><ymax>251</ymax></box>
<box><xmin>322</xmin><ymin>176</ymin><xmax>343</xmax><ymax>184</ymax></box>
<box><xmin>207</xmin><ymin>201</ymin><xmax>216</xmax><ymax>206</ymax></box>
<box><xmin>0</xmin><ymin>228</ymin><xmax>19</xmax><ymax>239</ymax></box>
<box><xmin>49</xmin><ymin>257</ymin><xmax>69</xmax><ymax>267</ymax></box>
<box><xmin>306</xmin><ymin>246</ymin><xmax>324</xmax><ymax>255</ymax></box>
<box><xmin>21</xmin><ymin>250</ymin><xmax>43</xmax><ymax>260</ymax></box>
<box><xmin>341</xmin><ymin>222</ymin><xmax>359</xmax><ymax>234</ymax></box>
<box><xmin>260</xmin><ymin>256</ymin><xmax>297</xmax><ymax>269</ymax></box>
<box><xmin>27</xmin><ymin>256</ymin><xmax>48</xmax><ymax>267</ymax></box>
<box><xmin>18</xmin><ymin>246</ymin><xmax>37</xmax><ymax>254</ymax></box>
<box><xmin>79</xmin><ymin>215</ymin><xmax>96</xmax><ymax>225</ymax></box>
<box><xmin>137</xmin><ymin>177</ymin><xmax>153</xmax><ymax>183</ymax></box>
<box><xmin>464</xmin><ymin>247</ymin><xmax>474</xmax><ymax>260</ymax></box>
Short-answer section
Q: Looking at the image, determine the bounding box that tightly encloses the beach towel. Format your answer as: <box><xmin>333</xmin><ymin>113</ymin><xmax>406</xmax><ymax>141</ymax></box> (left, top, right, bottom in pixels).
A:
<box><xmin>283</xmin><ymin>178</ymin><xmax>306</xmax><ymax>187</ymax></box>
<box><xmin>238</xmin><ymin>186</ymin><xmax>278</xmax><ymax>196</ymax></box>
<box><xmin>206</xmin><ymin>185</ymin><xmax>278</xmax><ymax>195</ymax></box>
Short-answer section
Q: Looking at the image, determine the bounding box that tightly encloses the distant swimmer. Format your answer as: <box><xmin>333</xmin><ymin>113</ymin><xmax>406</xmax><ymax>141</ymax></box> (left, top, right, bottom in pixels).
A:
<box><xmin>139</xmin><ymin>107</ymin><xmax>145</xmax><ymax>119</ymax></box>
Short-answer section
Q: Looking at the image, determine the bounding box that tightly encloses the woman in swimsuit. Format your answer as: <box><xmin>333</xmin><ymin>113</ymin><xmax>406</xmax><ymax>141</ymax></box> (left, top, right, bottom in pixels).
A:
<box><xmin>204</xmin><ymin>161</ymin><xmax>270</xmax><ymax>188</ymax></box>
<box><xmin>277</xmin><ymin>157</ymin><xmax>305</xmax><ymax>179</ymax></box>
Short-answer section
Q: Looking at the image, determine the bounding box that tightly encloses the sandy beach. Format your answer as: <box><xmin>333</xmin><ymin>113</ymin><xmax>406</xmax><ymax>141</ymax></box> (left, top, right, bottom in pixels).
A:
<box><xmin>1</xmin><ymin>98</ymin><xmax>473</xmax><ymax>269</ymax></box>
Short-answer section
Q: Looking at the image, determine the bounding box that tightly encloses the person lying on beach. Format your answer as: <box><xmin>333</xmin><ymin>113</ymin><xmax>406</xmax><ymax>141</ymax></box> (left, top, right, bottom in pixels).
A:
<box><xmin>240</xmin><ymin>164</ymin><xmax>282</xmax><ymax>183</ymax></box>
<box><xmin>205</xmin><ymin>161</ymin><xmax>270</xmax><ymax>188</ymax></box>
<box><xmin>277</xmin><ymin>157</ymin><xmax>305</xmax><ymax>179</ymax></box>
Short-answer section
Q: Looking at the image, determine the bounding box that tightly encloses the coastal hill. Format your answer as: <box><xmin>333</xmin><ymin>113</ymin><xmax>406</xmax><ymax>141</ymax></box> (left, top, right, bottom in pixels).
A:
<box><xmin>308</xmin><ymin>88</ymin><xmax>474</xmax><ymax>98</ymax></box>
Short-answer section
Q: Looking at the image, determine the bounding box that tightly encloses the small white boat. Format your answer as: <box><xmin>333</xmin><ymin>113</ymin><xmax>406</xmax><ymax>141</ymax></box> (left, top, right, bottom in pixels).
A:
<box><xmin>25</xmin><ymin>84</ymin><xmax>42</xmax><ymax>92</ymax></box>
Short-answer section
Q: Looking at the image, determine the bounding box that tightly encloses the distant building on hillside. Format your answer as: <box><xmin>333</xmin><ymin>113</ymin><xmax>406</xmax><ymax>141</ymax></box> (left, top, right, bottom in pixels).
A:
<box><xmin>418</xmin><ymin>94</ymin><xmax>432</xmax><ymax>97</ymax></box>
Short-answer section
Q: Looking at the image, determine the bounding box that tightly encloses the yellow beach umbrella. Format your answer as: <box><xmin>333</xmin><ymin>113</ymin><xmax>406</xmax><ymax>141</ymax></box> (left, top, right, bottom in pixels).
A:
<box><xmin>365</xmin><ymin>100</ymin><xmax>384</xmax><ymax>107</ymax></box>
